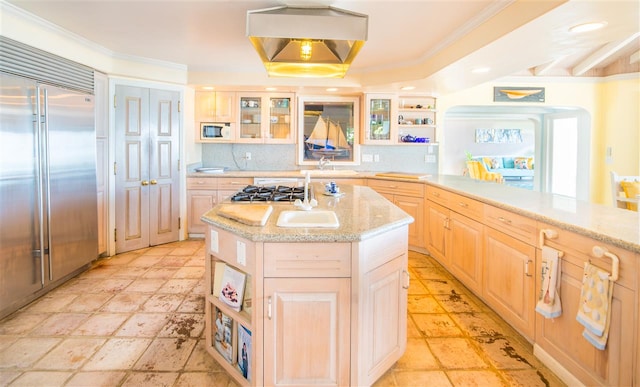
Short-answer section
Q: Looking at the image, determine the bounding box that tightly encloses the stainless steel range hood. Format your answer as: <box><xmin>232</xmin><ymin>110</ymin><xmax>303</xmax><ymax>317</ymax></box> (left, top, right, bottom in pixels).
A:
<box><xmin>247</xmin><ymin>6</ymin><xmax>368</xmax><ymax>78</ymax></box>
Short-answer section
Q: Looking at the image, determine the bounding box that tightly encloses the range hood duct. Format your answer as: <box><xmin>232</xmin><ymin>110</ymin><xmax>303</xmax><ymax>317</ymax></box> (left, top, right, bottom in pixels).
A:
<box><xmin>247</xmin><ymin>6</ymin><xmax>368</xmax><ymax>78</ymax></box>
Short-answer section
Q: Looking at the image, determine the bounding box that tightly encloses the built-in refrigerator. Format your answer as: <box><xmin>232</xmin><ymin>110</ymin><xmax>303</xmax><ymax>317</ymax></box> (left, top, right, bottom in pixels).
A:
<box><xmin>0</xmin><ymin>72</ymin><xmax>98</xmax><ymax>319</ymax></box>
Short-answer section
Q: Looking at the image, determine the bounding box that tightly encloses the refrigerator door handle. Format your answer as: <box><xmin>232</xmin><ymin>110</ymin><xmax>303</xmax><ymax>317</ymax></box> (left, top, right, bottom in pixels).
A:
<box><xmin>35</xmin><ymin>86</ymin><xmax>47</xmax><ymax>285</ymax></box>
<box><xmin>40</xmin><ymin>87</ymin><xmax>53</xmax><ymax>282</ymax></box>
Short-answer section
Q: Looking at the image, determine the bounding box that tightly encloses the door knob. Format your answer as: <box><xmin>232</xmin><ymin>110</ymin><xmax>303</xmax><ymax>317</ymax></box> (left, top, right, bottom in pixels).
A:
<box><xmin>150</xmin><ymin>179</ymin><xmax>157</xmax><ymax>185</ymax></box>
<box><xmin>141</xmin><ymin>180</ymin><xmax>149</xmax><ymax>186</ymax></box>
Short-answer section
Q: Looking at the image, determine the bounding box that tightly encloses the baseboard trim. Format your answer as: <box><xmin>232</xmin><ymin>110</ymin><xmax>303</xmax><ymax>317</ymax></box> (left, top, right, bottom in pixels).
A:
<box><xmin>533</xmin><ymin>344</ymin><xmax>584</xmax><ymax>387</ymax></box>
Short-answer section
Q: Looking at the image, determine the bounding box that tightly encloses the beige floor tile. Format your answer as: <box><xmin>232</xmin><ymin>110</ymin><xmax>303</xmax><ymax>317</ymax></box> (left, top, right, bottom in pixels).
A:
<box><xmin>63</xmin><ymin>292</ymin><xmax>114</xmax><ymax>312</ymax></box>
<box><xmin>115</xmin><ymin>313</ymin><xmax>170</xmax><ymax>337</ymax></box>
<box><xmin>408</xmin><ymin>294</ymin><xmax>446</xmax><ymax>313</ymax></box>
<box><xmin>184</xmin><ymin>257</ymin><xmax>205</xmax><ymax>267</ymax></box>
<box><xmin>34</xmin><ymin>338</ymin><xmax>105</xmax><ymax>370</ymax></box>
<box><xmin>158</xmin><ymin>256</ymin><xmax>189</xmax><ymax>267</ymax></box>
<box><xmin>142</xmin><ymin>246</ymin><xmax>175</xmax><ymax>256</ymax></box>
<box><xmin>407</xmin><ymin>278</ymin><xmax>429</xmax><ymax>295</ymax></box>
<box><xmin>433</xmin><ymin>291</ymin><xmax>484</xmax><ymax>313</ymax></box>
<box><xmin>158</xmin><ymin>313</ymin><xmax>205</xmax><ymax>339</ymax></box>
<box><xmin>92</xmin><ymin>278</ymin><xmax>134</xmax><ymax>293</ymax></box>
<box><xmin>392</xmin><ymin>370</ymin><xmax>453</xmax><ymax>386</ymax></box>
<box><xmin>141</xmin><ymin>294</ymin><xmax>186</xmax><ymax>312</ymax></box>
<box><xmin>121</xmin><ymin>371</ymin><xmax>179</xmax><ymax>386</ymax></box>
<box><xmin>82</xmin><ymin>338</ymin><xmax>152</xmax><ymax>370</ymax></box>
<box><xmin>0</xmin><ymin>312</ymin><xmax>49</xmax><ymax>335</ymax></box>
<box><xmin>412</xmin><ymin>267</ymin><xmax>453</xmax><ymax>280</ymax></box>
<box><xmin>111</xmin><ymin>265</ymin><xmax>150</xmax><ymax>278</ymax></box>
<box><xmin>129</xmin><ymin>255</ymin><xmax>165</xmax><ymax>267</ymax></box>
<box><xmin>99</xmin><ymin>252</ymin><xmax>141</xmax><ymax>266</ymax></box>
<box><xmin>143</xmin><ymin>267</ymin><xmax>181</xmax><ymax>279</ymax></box>
<box><xmin>412</xmin><ymin>313</ymin><xmax>463</xmax><ymax>337</ymax></box>
<box><xmin>26</xmin><ymin>293</ymin><xmax>78</xmax><ymax>312</ymax></box>
<box><xmin>174</xmin><ymin>371</ymin><xmax>236</xmax><ymax>387</ymax></box>
<box><xmin>72</xmin><ymin>313</ymin><xmax>129</xmax><ymax>336</ymax></box>
<box><xmin>502</xmin><ymin>368</ymin><xmax>566</xmax><ymax>387</ymax></box>
<box><xmin>0</xmin><ymin>371</ymin><xmax>21</xmax><ymax>385</ymax></box>
<box><xmin>395</xmin><ymin>338</ymin><xmax>440</xmax><ymax>370</ymax></box>
<box><xmin>447</xmin><ymin>370</ymin><xmax>506</xmax><ymax>386</ymax></box>
<box><xmin>0</xmin><ymin>337</ymin><xmax>61</xmax><ymax>367</ymax></box>
<box><xmin>473</xmin><ymin>335</ymin><xmax>537</xmax><ymax>370</ymax></box>
<box><xmin>100</xmin><ymin>293</ymin><xmax>151</xmax><ymax>312</ymax></box>
<box><xmin>53</xmin><ymin>277</ymin><xmax>98</xmax><ymax>294</ymax></box>
<box><xmin>125</xmin><ymin>278</ymin><xmax>167</xmax><ymax>293</ymax></box>
<box><xmin>65</xmin><ymin>371</ymin><xmax>127</xmax><ymax>386</ymax></box>
<box><xmin>134</xmin><ymin>337</ymin><xmax>197</xmax><ymax>371</ymax></box>
<box><xmin>428</xmin><ymin>338</ymin><xmax>489</xmax><ymax>369</ymax></box>
<box><xmin>177</xmin><ymin>294</ymin><xmax>205</xmax><ymax>313</ymax></box>
<box><xmin>406</xmin><ymin>317</ymin><xmax>422</xmax><ymax>339</ymax></box>
<box><xmin>423</xmin><ymin>278</ymin><xmax>468</xmax><ymax>295</ymax></box>
<box><xmin>77</xmin><ymin>265</ymin><xmax>120</xmax><ymax>279</ymax></box>
<box><xmin>7</xmin><ymin>371</ymin><xmax>72</xmax><ymax>386</ymax></box>
<box><xmin>448</xmin><ymin>312</ymin><xmax>509</xmax><ymax>338</ymax></box>
<box><xmin>173</xmin><ymin>266</ymin><xmax>206</xmax><ymax>279</ymax></box>
<box><xmin>0</xmin><ymin>336</ymin><xmax>17</xmax><ymax>352</ymax></box>
<box><xmin>31</xmin><ymin>313</ymin><xmax>90</xmax><ymax>336</ymax></box>
<box><xmin>184</xmin><ymin>339</ymin><xmax>225</xmax><ymax>371</ymax></box>
<box><xmin>169</xmin><ymin>246</ymin><xmax>202</xmax><ymax>256</ymax></box>
<box><xmin>158</xmin><ymin>279</ymin><xmax>199</xmax><ymax>294</ymax></box>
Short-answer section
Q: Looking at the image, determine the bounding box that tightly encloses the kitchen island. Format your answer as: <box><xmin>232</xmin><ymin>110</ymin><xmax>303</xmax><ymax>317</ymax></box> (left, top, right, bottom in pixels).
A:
<box><xmin>200</xmin><ymin>183</ymin><xmax>414</xmax><ymax>387</ymax></box>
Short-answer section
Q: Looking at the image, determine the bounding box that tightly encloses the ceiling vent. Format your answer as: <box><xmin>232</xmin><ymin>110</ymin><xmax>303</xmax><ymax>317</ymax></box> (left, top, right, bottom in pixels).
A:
<box><xmin>246</xmin><ymin>6</ymin><xmax>368</xmax><ymax>78</ymax></box>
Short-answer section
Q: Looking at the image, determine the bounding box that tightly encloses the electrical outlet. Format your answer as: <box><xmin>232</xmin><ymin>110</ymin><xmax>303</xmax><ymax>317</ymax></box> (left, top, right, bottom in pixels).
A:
<box><xmin>362</xmin><ymin>154</ymin><xmax>373</xmax><ymax>162</ymax></box>
<box><xmin>245</xmin><ymin>152</ymin><xmax>251</xmax><ymax>160</ymax></box>
<box><xmin>424</xmin><ymin>155</ymin><xmax>437</xmax><ymax>163</ymax></box>
<box><xmin>374</xmin><ymin>154</ymin><xmax>380</xmax><ymax>162</ymax></box>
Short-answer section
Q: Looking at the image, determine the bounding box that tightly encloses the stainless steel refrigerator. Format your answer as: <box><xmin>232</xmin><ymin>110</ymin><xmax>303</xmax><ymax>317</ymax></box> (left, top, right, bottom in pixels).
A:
<box><xmin>0</xmin><ymin>72</ymin><xmax>98</xmax><ymax>318</ymax></box>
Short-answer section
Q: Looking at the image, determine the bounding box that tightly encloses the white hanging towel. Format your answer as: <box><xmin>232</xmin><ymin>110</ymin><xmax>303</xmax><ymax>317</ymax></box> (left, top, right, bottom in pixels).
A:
<box><xmin>576</xmin><ymin>262</ymin><xmax>613</xmax><ymax>350</ymax></box>
<box><xmin>535</xmin><ymin>246</ymin><xmax>562</xmax><ymax>318</ymax></box>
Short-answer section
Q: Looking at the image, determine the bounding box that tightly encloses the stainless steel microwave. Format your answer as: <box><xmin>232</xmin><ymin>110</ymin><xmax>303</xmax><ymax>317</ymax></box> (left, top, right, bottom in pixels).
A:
<box><xmin>200</xmin><ymin>122</ymin><xmax>234</xmax><ymax>141</ymax></box>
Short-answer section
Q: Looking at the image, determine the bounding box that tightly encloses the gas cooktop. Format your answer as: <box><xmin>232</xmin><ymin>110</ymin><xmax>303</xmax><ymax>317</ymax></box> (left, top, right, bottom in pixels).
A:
<box><xmin>230</xmin><ymin>185</ymin><xmax>305</xmax><ymax>202</ymax></box>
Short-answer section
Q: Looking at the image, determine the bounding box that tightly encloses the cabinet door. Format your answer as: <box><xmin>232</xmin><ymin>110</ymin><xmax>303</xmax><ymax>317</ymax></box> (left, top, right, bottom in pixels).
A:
<box><xmin>237</xmin><ymin>93</ymin><xmax>295</xmax><ymax>144</ymax></box>
<box><xmin>264</xmin><ymin>278</ymin><xmax>350</xmax><ymax>387</ymax></box>
<box><xmin>363</xmin><ymin>94</ymin><xmax>395</xmax><ymax>144</ymax></box>
<box><xmin>426</xmin><ymin>201</ymin><xmax>449</xmax><ymax>266</ymax></box>
<box><xmin>195</xmin><ymin>91</ymin><xmax>235</xmax><ymax>122</ymax></box>
<box><xmin>483</xmin><ymin>227</ymin><xmax>536</xmax><ymax>339</ymax></box>
<box><xmin>187</xmin><ymin>190</ymin><xmax>216</xmax><ymax>234</ymax></box>
<box><xmin>449</xmin><ymin>212</ymin><xmax>484</xmax><ymax>294</ymax></box>
<box><xmin>394</xmin><ymin>195</ymin><xmax>424</xmax><ymax>249</ymax></box>
<box><xmin>267</xmin><ymin>94</ymin><xmax>294</xmax><ymax>143</ymax></box>
<box><xmin>359</xmin><ymin>255</ymin><xmax>407</xmax><ymax>385</ymax></box>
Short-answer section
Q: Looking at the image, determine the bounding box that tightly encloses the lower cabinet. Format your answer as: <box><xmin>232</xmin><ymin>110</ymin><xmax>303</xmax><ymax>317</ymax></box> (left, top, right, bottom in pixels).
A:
<box><xmin>264</xmin><ymin>278</ymin><xmax>351</xmax><ymax>387</ymax></box>
<box><xmin>448</xmin><ymin>211</ymin><xmax>484</xmax><ymax>295</ymax></box>
<box><xmin>535</xmin><ymin>224</ymin><xmax>637</xmax><ymax>386</ymax></box>
<box><xmin>426</xmin><ymin>200</ymin><xmax>449</xmax><ymax>265</ymax></box>
<box><xmin>483</xmin><ymin>227</ymin><xmax>536</xmax><ymax>340</ymax></box>
<box><xmin>187</xmin><ymin>177</ymin><xmax>217</xmax><ymax>235</ymax></box>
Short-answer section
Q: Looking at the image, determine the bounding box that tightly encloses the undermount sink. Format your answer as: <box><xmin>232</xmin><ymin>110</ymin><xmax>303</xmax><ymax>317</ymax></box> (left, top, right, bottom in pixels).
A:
<box><xmin>276</xmin><ymin>210</ymin><xmax>339</xmax><ymax>228</ymax></box>
<box><xmin>299</xmin><ymin>169</ymin><xmax>358</xmax><ymax>176</ymax></box>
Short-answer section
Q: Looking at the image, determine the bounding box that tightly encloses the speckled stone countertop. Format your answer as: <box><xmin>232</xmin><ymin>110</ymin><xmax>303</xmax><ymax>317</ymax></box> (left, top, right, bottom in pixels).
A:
<box><xmin>193</xmin><ymin>170</ymin><xmax>639</xmax><ymax>253</ymax></box>
<box><xmin>201</xmin><ymin>183</ymin><xmax>414</xmax><ymax>243</ymax></box>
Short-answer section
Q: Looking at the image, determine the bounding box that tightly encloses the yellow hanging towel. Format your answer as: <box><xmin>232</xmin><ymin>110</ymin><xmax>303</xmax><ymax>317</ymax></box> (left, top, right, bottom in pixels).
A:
<box><xmin>576</xmin><ymin>262</ymin><xmax>613</xmax><ymax>350</ymax></box>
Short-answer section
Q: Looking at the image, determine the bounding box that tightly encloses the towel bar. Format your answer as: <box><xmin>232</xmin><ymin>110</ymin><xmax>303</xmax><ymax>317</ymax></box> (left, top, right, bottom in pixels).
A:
<box><xmin>539</xmin><ymin>229</ymin><xmax>564</xmax><ymax>257</ymax></box>
<box><xmin>591</xmin><ymin>246</ymin><xmax>620</xmax><ymax>281</ymax></box>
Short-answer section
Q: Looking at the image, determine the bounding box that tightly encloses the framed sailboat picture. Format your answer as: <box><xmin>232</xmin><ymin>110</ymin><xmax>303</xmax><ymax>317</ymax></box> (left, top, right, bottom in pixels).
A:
<box><xmin>298</xmin><ymin>96</ymin><xmax>361</xmax><ymax>165</ymax></box>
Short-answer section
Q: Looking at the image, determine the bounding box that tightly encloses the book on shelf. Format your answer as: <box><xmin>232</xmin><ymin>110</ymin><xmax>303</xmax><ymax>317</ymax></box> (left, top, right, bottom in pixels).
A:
<box><xmin>219</xmin><ymin>265</ymin><xmax>246</xmax><ymax>312</ymax></box>
<box><xmin>212</xmin><ymin>261</ymin><xmax>226</xmax><ymax>296</ymax></box>
<box><xmin>214</xmin><ymin>307</ymin><xmax>234</xmax><ymax>363</ymax></box>
<box><xmin>237</xmin><ymin>324</ymin><xmax>252</xmax><ymax>381</ymax></box>
<box><xmin>242</xmin><ymin>278</ymin><xmax>252</xmax><ymax>314</ymax></box>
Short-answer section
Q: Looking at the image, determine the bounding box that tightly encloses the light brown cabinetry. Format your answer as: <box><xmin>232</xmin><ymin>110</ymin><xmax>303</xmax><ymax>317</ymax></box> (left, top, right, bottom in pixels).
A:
<box><xmin>186</xmin><ymin>177</ymin><xmax>217</xmax><ymax>235</ymax></box>
<box><xmin>535</xmin><ymin>223</ymin><xmax>637</xmax><ymax>386</ymax></box>
<box><xmin>237</xmin><ymin>93</ymin><xmax>295</xmax><ymax>143</ymax></box>
<box><xmin>362</xmin><ymin>93</ymin><xmax>396</xmax><ymax>145</ymax></box>
<box><xmin>368</xmin><ymin>179</ymin><xmax>424</xmax><ymax>249</ymax></box>
<box><xmin>195</xmin><ymin>91</ymin><xmax>236</xmax><ymax>123</ymax></box>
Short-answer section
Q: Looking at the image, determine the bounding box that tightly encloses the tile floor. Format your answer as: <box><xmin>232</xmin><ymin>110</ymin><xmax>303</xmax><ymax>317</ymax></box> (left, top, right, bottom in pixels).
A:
<box><xmin>0</xmin><ymin>240</ymin><xmax>565</xmax><ymax>387</ymax></box>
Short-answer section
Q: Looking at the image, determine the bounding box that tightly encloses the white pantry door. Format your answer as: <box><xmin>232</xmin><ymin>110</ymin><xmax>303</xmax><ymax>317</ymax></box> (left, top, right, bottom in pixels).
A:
<box><xmin>115</xmin><ymin>85</ymin><xmax>180</xmax><ymax>253</ymax></box>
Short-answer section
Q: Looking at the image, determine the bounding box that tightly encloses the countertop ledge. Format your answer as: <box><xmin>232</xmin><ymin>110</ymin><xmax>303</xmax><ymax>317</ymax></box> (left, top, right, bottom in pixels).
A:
<box><xmin>192</xmin><ymin>170</ymin><xmax>639</xmax><ymax>253</ymax></box>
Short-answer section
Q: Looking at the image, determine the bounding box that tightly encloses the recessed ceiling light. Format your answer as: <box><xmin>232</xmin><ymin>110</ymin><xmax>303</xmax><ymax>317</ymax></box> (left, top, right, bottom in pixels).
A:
<box><xmin>326</xmin><ymin>88</ymin><xmax>338</xmax><ymax>92</ymax></box>
<box><xmin>569</xmin><ymin>21</ymin><xmax>607</xmax><ymax>33</ymax></box>
<box><xmin>400</xmin><ymin>86</ymin><xmax>415</xmax><ymax>91</ymax></box>
<box><xmin>202</xmin><ymin>86</ymin><xmax>214</xmax><ymax>90</ymax></box>
<box><xmin>265</xmin><ymin>87</ymin><xmax>277</xmax><ymax>91</ymax></box>
<box><xmin>471</xmin><ymin>67</ymin><xmax>491</xmax><ymax>74</ymax></box>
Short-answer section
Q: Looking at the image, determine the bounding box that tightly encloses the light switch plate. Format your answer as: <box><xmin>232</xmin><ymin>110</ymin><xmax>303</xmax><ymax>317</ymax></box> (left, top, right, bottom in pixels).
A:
<box><xmin>236</xmin><ymin>241</ymin><xmax>246</xmax><ymax>266</ymax></box>
<box><xmin>210</xmin><ymin>229</ymin><xmax>219</xmax><ymax>254</ymax></box>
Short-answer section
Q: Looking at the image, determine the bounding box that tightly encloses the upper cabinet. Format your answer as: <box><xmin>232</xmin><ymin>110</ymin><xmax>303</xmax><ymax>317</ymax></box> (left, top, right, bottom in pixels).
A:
<box><xmin>195</xmin><ymin>91</ymin><xmax>236</xmax><ymax>123</ymax></box>
<box><xmin>237</xmin><ymin>92</ymin><xmax>295</xmax><ymax>144</ymax></box>
<box><xmin>362</xmin><ymin>93</ymin><xmax>437</xmax><ymax>145</ymax></box>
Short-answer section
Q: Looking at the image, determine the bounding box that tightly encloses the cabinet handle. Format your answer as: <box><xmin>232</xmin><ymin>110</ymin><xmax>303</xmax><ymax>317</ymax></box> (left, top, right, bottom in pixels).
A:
<box><xmin>432</xmin><ymin>192</ymin><xmax>440</xmax><ymax>197</ymax></box>
<box><xmin>267</xmin><ymin>296</ymin><xmax>272</xmax><ymax>320</ymax></box>
<box><xmin>402</xmin><ymin>270</ymin><xmax>410</xmax><ymax>289</ymax></box>
<box><xmin>497</xmin><ymin>216</ymin><xmax>512</xmax><ymax>224</ymax></box>
<box><xmin>525</xmin><ymin>259</ymin><xmax>533</xmax><ymax>277</ymax></box>
<box><xmin>444</xmin><ymin>217</ymin><xmax>450</xmax><ymax>230</ymax></box>
<box><xmin>591</xmin><ymin>246</ymin><xmax>620</xmax><ymax>281</ymax></box>
<box><xmin>458</xmin><ymin>202</ymin><xmax>468</xmax><ymax>208</ymax></box>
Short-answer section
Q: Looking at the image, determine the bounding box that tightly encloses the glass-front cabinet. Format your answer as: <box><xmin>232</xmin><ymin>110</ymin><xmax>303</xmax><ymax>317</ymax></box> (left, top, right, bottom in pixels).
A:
<box><xmin>362</xmin><ymin>94</ymin><xmax>396</xmax><ymax>145</ymax></box>
<box><xmin>237</xmin><ymin>93</ymin><xmax>295</xmax><ymax>143</ymax></box>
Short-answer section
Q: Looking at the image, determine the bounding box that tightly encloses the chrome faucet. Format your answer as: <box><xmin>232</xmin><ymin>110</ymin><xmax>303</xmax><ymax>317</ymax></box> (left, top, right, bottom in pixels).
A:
<box><xmin>318</xmin><ymin>156</ymin><xmax>331</xmax><ymax>170</ymax></box>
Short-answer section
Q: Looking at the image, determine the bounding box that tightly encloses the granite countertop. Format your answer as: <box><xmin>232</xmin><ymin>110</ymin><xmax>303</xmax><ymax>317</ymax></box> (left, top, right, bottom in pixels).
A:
<box><xmin>201</xmin><ymin>183</ymin><xmax>414</xmax><ymax>243</ymax></box>
<box><xmin>192</xmin><ymin>169</ymin><xmax>639</xmax><ymax>253</ymax></box>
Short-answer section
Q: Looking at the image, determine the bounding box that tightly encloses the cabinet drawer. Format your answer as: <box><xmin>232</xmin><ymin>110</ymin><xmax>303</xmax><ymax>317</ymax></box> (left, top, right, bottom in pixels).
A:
<box><xmin>449</xmin><ymin>192</ymin><xmax>484</xmax><ymax>221</ymax></box>
<box><xmin>426</xmin><ymin>185</ymin><xmax>450</xmax><ymax>207</ymax></box>
<box><xmin>187</xmin><ymin>177</ymin><xmax>217</xmax><ymax>190</ymax></box>
<box><xmin>218</xmin><ymin>177</ymin><xmax>253</xmax><ymax>191</ymax></box>
<box><xmin>368</xmin><ymin>179</ymin><xmax>424</xmax><ymax>197</ymax></box>
<box><xmin>484</xmin><ymin>205</ymin><xmax>536</xmax><ymax>245</ymax></box>
<box><xmin>264</xmin><ymin>243</ymin><xmax>351</xmax><ymax>277</ymax></box>
<box><xmin>538</xmin><ymin>223</ymin><xmax>636</xmax><ymax>290</ymax></box>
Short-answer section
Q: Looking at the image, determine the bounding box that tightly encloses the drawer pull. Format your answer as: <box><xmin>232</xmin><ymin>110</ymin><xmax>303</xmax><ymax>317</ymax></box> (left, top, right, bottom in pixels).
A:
<box><xmin>267</xmin><ymin>296</ymin><xmax>272</xmax><ymax>319</ymax></box>
<box><xmin>525</xmin><ymin>259</ymin><xmax>533</xmax><ymax>277</ymax></box>
<box><xmin>402</xmin><ymin>270</ymin><xmax>410</xmax><ymax>289</ymax></box>
<box><xmin>497</xmin><ymin>216</ymin><xmax>512</xmax><ymax>224</ymax></box>
<box><xmin>591</xmin><ymin>246</ymin><xmax>620</xmax><ymax>281</ymax></box>
<box><xmin>432</xmin><ymin>192</ymin><xmax>440</xmax><ymax>197</ymax></box>
<box><xmin>197</xmin><ymin>181</ymin><xmax>205</xmax><ymax>185</ymax></box>
<box><xmin>458</xmin><ymin>202</ymin><xmax>468</xmax><ymax>208</ymax></box>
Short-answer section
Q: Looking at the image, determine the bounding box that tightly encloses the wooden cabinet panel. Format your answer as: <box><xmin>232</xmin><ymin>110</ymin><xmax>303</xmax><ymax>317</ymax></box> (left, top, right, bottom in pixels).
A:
<box><xmin>264</xmin><ymin>278</ymin><xmax>350</xmax><ymax>387</ymax></box>
<box><xmin>367</xmin><ymin>179</ymin><xmax>424</xmax><ymax>197</ymax></box>
<box><xmin>449</xmin><ymin>211</ymin><xmax>484</xmax><ymax>294</ymax></box>
<box><xmin>426</xmin><ymin>185</ymin><xmax>450</xmax><ymax>207</ymax></box>
<box><xmin>187</xmin><ymin>177</ymin><xmax>217</xmax><ymax>190</ymax></box>
<box><xmin>426</xmin><ymin>201</ymin><xmax>449</xmax><ymax>265</ymax></box>
<box><xmin>484</xmin><ymin>227</ymin><xmax>536</xmax><ymax>339</ymax></box>
<box><xmin>264</xmin><ymin>243</ymin><xmax>351</xmax><ymax>278</ymax></box>
<box><xmin>484</xmin><ymin>205</ymin><xmax>537</xmax><ymax>245</ymax></box>
<box><xmin>187</xmin><ymin>190</ymin><xmax>216</xmax><ymax>234</ymax></box>
<box><xmin>218</xmin><ymin>177</ymin><xmax>254</xmax><ymax>191</ymax></box>
<box><xmin>449</xmin><ymin>192</ymin><xmax>484</xmax><ymax>222</ymax></box>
